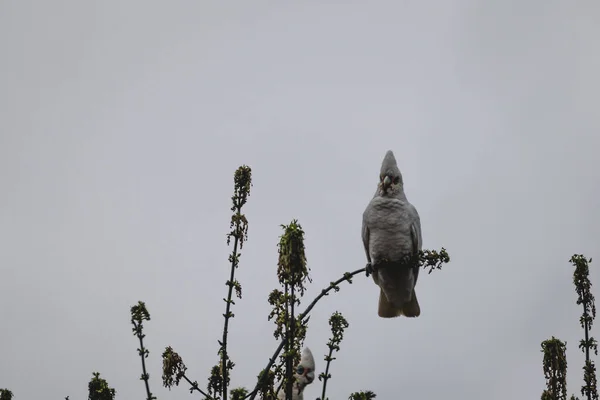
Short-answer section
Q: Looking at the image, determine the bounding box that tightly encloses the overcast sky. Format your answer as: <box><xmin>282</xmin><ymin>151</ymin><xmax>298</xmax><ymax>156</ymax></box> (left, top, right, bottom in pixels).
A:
<box><xmin>1</xmin><ymin>1</ymin><xmax>599</xmax><ymax>399</ymax></box>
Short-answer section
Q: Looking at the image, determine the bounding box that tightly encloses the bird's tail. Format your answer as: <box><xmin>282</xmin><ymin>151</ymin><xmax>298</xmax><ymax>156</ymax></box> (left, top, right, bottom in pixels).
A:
<box><xmin>402</xmin><ymin>289</ymin><xmax>420</xmax><ymax>318</ymax></box>
<box><xmin>378</xmin><ymin>289</ymin><xmax>403</xmax><ymax>318</ymax></box>
<box><xmin>377</xmin><ymin>288</ymin><xmax>421</xmax><ymax>318</ymax></box>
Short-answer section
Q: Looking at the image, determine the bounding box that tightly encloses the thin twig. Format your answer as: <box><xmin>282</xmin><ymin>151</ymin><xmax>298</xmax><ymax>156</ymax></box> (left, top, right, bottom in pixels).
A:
<box><xmin>246</xmin><ymin>267</ymin><xmax>366</xmax><ymax>400</ymax></box>
<box><xmin>183</xmin><ymin>374</ymin><xmax>215</xmax><ymax>399</ymax></box>
<box><xmin>131</xmin><ymin>302</ymin><xmax>155</xmax><ymax>400</ymax></box>
<box><xmin>221</xmin><ymin>167</ymin><xmax>251</xmax><ymax>400</ymax></box>
<box><xmin>133</xmin><ymin>321</ymin><xmax>154</xmax><ymax>400</ymax></box>
<box><xmin>320</xmin><ymin>345</ymin><xmax>335</xmax><ymax>400</ymax></box>
<box><xmin>222</xmin><ymin>219</ymin><xmax>240</xmax><ymax>400</ymax></box>
<box><xmin>285</xmin><ymin>284</ymin><xmax>296</xmax><ymax>400</ymax></box>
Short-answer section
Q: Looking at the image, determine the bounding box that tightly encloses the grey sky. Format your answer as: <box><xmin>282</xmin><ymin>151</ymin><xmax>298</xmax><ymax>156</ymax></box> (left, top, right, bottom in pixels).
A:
<box><xmin>1</xmin><ymin>1</ymin><xmax>599</xmax><ymax>399</ymax></box>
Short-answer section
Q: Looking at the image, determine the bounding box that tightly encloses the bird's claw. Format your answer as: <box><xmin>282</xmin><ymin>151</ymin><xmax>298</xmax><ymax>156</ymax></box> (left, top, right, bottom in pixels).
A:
<box><xmin>365</xmin><ymin>262</ymin><xmax>374</xmax><ymax>277</ymax></box>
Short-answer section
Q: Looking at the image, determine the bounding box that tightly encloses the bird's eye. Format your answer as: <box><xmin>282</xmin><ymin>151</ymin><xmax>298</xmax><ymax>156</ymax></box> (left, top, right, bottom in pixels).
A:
<box><xmin>296</xmin><ymin>366</ymin><xmax>305</xmax><ymax>375</ymax></box>
<box><xmin>393</xmin><ymin>177</ymin><xmax>400</xmax><ymax>184</ymax></box>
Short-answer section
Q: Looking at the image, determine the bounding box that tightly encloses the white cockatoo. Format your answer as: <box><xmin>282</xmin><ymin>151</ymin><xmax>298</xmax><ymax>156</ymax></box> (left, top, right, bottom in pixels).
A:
<box><xmin>276</xmin><ymin>347</ymin><xmax>315</xmax><ymax>400</ymax></box>
<box><xmin>362</xmin><ymin>150</ymin><xmax>423</xmax><ymax>318</ymax></box>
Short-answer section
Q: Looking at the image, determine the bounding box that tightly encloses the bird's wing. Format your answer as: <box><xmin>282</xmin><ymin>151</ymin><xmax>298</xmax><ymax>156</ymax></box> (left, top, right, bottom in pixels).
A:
<box><xmin>361</xmin><ymin>208</ymin><xmax>372</xmax><ymax>264</ymax></box>
<box><xmin>409</xmin><ymin>204</ymin><xmax>422</xmax><ymax>283</ymax></box>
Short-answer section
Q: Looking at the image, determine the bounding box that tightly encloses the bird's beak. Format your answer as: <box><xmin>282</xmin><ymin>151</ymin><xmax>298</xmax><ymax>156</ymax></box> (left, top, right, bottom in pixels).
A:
<box><xmin>383</xmin><ymin>175</ymin><xmax>391</xmax><ymax>190</ymax></box>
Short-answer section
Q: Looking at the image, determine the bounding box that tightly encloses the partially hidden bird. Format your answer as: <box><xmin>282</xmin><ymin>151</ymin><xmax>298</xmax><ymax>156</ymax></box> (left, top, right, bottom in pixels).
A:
<box><xmin>276</xmin><ymin>347</ymin><xmax>315</xmax><ymax>400</ymax></box>
<box><xmin>362</xmin><ymin>150</ymin><xmax>423</xmax><ymax>318</ymax></box>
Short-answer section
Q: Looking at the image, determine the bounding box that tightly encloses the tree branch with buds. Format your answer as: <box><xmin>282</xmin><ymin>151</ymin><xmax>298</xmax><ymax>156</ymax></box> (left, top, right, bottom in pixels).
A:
<box><xmin>570</xmin><ymin>254</ymin><xmax>598</xmax><ymax>400</ymax></box>
<box><xmin>131</xmin><ymin>301</ymin><xmax>156</xmax><ymax>400</ymax></box>
<box><xmin>247</xmin><ymin>247</ymin><xmax>450</xmax><ymax>400</ymax></box>
<box><xmin>317</xmin><ymin>311</ymin><xmax>350</xmax><ymax>400</ymax></box>
<box><xmin>219</xmin><ymin>166</ymin><xmax>252</xmax><ymax>400</ymax></box>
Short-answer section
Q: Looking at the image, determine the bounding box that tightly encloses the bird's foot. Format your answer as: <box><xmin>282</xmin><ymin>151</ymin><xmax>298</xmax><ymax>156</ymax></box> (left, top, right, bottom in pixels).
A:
<box><xmin>365</xmin><ymin>262</ymin><xmax>375</xmax><ymax>277</ymax></box>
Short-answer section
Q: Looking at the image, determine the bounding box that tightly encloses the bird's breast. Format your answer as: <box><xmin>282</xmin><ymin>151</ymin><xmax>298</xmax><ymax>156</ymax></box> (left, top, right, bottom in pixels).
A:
<box><xmin>366</xmin><ymin>197</ymin><xmax>414</xmax><ymax>263</ymax></box>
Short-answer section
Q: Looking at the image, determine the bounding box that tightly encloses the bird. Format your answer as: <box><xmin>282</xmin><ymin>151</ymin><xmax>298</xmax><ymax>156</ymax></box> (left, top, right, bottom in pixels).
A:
<box><xmin>362</xmin><ymin>150</ymin><xmax>423</xmax><ymax>318</ymax></box>
<box><xmin>276</xmin><ymin>347</ymin><xmax>315</xmax><ymax>400</ymax></box>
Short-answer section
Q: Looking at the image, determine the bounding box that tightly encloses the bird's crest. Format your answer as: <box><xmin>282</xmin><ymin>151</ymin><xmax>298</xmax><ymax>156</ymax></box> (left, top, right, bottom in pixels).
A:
<box><xmin>300</xmin><ymin>347</ymin><xmax>314</xmax><ymax>370</ymax></box>
<box><xmin>379</xmin><ymin>150</ymin><xmax>401</xmax><ymax>178</ymax></box>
